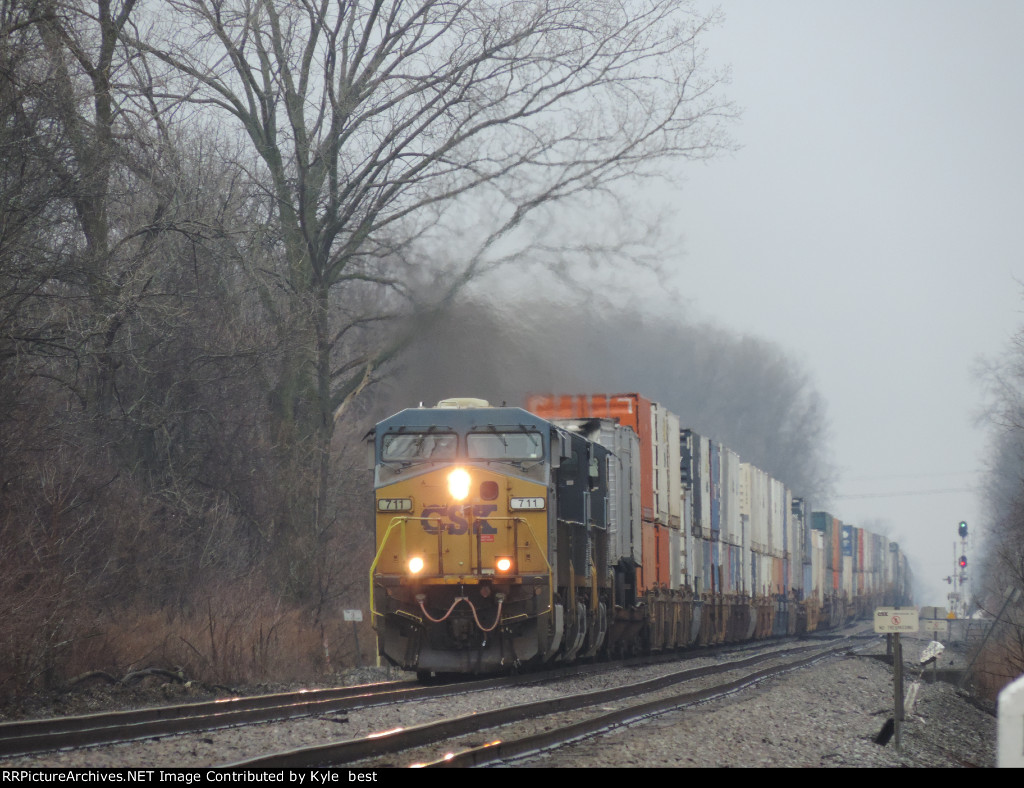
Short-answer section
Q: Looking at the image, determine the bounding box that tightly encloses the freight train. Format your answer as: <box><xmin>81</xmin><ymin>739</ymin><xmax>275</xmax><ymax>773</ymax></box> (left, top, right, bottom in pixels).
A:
<box><xmin>368</xmin><ymin>394</ymin><xmax>912</xmax><ymax>678</ymax></box>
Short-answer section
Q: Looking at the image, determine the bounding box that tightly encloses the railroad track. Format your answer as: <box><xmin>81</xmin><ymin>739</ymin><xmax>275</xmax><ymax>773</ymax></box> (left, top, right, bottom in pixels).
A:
<box><xmin>2</xmin><ymin>629</ymin><xmax>873</xmax><ymax>766</ymax></box>
<box><xmin>0</xmin><ymin>656</ymin><xmax>688</xmax><ymax>761</ymax></box>
<box><xmin>227</xmin><ymin>635</ymin><xmax>869</xmax><ymax>769</ymax></box>
<box><xmin>0</xmin><ymin>679</ymin><xmax>424</xmax><ymax>758</ymax></box>
<box><xmin>0</xmin><ymin>657</ymin><xmax>689</xmax><ymax>760</ymax></box>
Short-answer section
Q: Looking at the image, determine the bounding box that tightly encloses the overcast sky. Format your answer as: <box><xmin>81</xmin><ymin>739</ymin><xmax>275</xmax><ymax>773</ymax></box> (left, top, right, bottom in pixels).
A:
<box><xmin>636</xmin><ymin>1</ymin><xmax>1024</xmax><ymax>607</ymax></box>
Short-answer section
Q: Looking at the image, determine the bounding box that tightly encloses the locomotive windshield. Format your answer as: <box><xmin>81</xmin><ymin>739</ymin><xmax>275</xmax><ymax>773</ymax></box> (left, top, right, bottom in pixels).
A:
<box><xmin>467</xmin><ymin>431</ymin><xmax>543</xmax><ymax>461</ymax></box>
<box><xmin>382</xmin><ymin>432</ymin><xmax>457</xmax><ymax>462</ymax></box>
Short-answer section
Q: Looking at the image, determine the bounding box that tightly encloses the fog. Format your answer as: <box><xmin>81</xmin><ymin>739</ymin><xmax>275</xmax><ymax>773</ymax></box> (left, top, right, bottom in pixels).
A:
<box><xmin>384</xmin><ymin>1</ymin><xmax>1024</xmax><ymax>608</ymax></box>
<box><xmin>383</xmin><ymin>296</ymin><xmax>832</xmax><ymax>499</ymax></box>
<box><xmin>642</xmin><ymin>1</ymin><xmax>1024</xmax><ymax>607</ymax></box>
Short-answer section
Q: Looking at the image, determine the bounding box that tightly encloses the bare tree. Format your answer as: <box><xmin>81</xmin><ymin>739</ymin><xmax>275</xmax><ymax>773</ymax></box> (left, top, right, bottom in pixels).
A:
<box><xmin>975</xmin><ymin>321</ymin><xmax>1024</xmax><ymax>691</ymax></box>
<box><xmin>125</xmin><ymin>0</ymin><xmax>735</xmax><ymax>542</ymax></box>
<box><xmin>1</xmin><ymin>0</ymin><xmax>307</xmax><ymax>689</ymax></box>
<box><xmin>980</xmin><ymin>328</ymin><xmax>1024</xmax><ymax>588</ymax></box>
<box><xmin>0</xmin><ymin>1</ymin><xmax>737</xmax><ymax>690</ymax></box>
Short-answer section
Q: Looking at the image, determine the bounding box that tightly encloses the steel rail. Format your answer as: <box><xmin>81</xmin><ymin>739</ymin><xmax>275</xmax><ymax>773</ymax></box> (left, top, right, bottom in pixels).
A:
<box><xmin>224</xmin><ymin>637</ymin><xmax>861</xmax><ymax>769</ymax></box>
<box><xmin>1</xmin><ymin>629</ymin><xmax>871</xmax><ymax>761</ymax></box>
<box><xmin>426</xmin><ymin>641</ymin><xmax>865</xmax><ymax>767</ymax></box>
<box><xmin>0</xmin><ymin>654</ymin><xmax>653</xmax><ymax>759</ymax></box>
<box><xmin>0</xmin><ymin>680</ymin><xmax>428</xmax><ymax>758</ymax></box>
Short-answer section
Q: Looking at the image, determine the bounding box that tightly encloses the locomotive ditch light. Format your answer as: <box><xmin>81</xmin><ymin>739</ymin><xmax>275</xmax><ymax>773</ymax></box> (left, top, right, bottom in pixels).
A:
<box><xmin>448</xmin><ymin>467</ymin><xmax>471</xmax><ymax>501</ymax></box>
<box><xmin>408</xmin><ymin>556</ymin><xmax>425</xmax><ymax>575</ymax></box>
<box><xmin>495</xmin><ymin>556</ymin><xmax>514</xmax><ymax>573</ymax></box>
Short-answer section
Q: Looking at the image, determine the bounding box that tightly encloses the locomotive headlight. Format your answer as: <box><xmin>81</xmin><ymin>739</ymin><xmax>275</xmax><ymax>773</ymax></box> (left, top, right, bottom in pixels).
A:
<box><xmin>408</xmin><ymin>556</ymin><xmax>425</xmax><ymax>575</ymax></box>
<box><xmin>495</xmin><ymin>556</ymin><xmax>513</xmax><ymax>573</ymax></box>
<box><xmin>447</xmin><ymin>468</ymin><xmax>471</xmax><ymax>501</ymax></box>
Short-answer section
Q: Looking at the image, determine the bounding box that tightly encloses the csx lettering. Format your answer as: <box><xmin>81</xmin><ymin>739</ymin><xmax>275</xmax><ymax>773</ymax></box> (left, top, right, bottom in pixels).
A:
<box><xmin>473</xmin><ymin>504</ymin><xmax>497</xmax><ymax>534</ymax></box>
<box><xmin>420</xmin><ymin>504</ymin><xmax>498</xmax><ymax>535</ymax></box>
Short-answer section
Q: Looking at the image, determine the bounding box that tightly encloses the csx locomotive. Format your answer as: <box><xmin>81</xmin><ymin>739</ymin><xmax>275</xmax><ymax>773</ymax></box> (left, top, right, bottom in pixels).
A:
<box><xmin>368</xmin><ymin>395</ymin><xmax>911</xmax><ymax>678</ymax></box>
<box><xmin>369</xmin><ymin>398</ymin><xmax>610</xmax><ymax>677</ymax></box>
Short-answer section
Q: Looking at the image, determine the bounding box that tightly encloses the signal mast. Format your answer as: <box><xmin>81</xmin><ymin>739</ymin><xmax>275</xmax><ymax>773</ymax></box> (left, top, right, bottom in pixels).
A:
<box><xmin>945</xmin><ymin>521</ymin><xmax>968</xmax><ymax>618</ymax></box>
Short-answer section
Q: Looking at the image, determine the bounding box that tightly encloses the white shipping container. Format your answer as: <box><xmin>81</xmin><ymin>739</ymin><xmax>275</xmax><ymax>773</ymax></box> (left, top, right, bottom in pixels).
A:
<box><xmin>698</xmin><ymin>435</ymin><xmax>712</xmax><ymax>539</ymax></box>
<box><xmin>667</xmin><ymin>411</ymin><xmax>681</xmax><ymax>528</ymax></box>
<box><xmin>721</xmin><ymin>447</ymin><xmax>742</xmax><ymax>546</ymax></box>
<box><xmin>863</xmin><ymin>532</ymin><xmax>873</xmax><ymax>595</ymax></box>
<box><xmin>742</xmin><ymin>463</ymin><xmax>770</xmax><ymax>556</ymax></box>
<box><xmin>756</xmin><ymin>470</ymin><xmax>770</xmax><ymax>556</ymax></box>
<box><xmin>738</xmin><ymin>462</ymin><xmax>751</xmax><ymax>524</ymax></box>
<box><xmin>769</xmin><ymin>478</ymin><xmax>786</xmax><ymax>557</ymax></box>
<box><xmin>842</xmin><ymin>554</ymin><xmax>854</xmax><ymax>599</ymax></box>
<box><xmin>885</xmin><ymin>540</ymin><xmax>898</xmax><ymax>593</ymax></box>
<box><xmin>649</xmin><ymin>404</ymin><xmax>682</xmax><ymax>528</ymax></box>
<box><xmin>811</xmin><ymin>529</ymin><xmax>826</xmax><ymax>605</ymax></box>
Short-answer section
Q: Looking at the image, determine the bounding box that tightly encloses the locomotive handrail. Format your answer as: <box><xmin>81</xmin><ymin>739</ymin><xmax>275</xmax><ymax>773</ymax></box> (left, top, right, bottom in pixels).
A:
<box><xmin>369</xmin><ymin>516</ymin><xmax>421</xmax><ymax>623</ymax></box>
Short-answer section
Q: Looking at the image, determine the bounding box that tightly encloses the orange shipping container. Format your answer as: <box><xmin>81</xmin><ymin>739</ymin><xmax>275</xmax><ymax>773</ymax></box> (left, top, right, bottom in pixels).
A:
<box><xmin>637</xmin><ymin>522</ymin><xmax>671</xmax><ymax>591</ymax></box>
<box><xmin>527</xmin><ymin>393</ymin><xmax>656</xmax><ymax>521</ymax></box>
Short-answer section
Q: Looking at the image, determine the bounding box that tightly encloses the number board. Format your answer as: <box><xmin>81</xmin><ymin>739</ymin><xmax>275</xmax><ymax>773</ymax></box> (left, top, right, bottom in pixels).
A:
<box><xmin>377</xmin><ymin>498</ymin><xmax>413</xmax><ymax>512</ymax></box>
<box><xmin>874</xmin><ymin>607</ymin><xmax>919</xmax><ymax>633</ymax></box>
<box><xmin>510</xmin><ymin>497</ymin><xmax>545</xmax><ymax>510</ymax></box>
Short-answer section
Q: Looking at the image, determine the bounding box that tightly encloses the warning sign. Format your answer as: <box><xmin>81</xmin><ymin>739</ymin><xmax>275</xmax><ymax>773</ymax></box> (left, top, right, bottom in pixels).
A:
<box><xmin>874</xmin><ymin>607</ymin><xmax>919</xmax><ymax>633</ymax></box>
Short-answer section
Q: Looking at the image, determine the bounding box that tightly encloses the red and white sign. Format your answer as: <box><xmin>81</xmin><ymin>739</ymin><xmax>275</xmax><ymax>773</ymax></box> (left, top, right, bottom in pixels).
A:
<box><xmin>874</xmin><ymin>607</ymin><xmax>919</xmax><ymax>633</ymax></box>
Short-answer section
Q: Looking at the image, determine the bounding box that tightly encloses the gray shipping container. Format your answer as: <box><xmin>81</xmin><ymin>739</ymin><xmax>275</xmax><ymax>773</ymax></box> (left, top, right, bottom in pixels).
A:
<box><xmin>551</xmin><ymin>417</ymin><xmax>642</xmax><ymax>568</ymax></box>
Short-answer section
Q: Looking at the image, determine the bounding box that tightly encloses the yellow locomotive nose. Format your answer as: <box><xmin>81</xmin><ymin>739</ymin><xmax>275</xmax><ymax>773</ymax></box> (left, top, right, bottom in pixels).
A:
<box><xmin>447</xmin><ymin>468</ymin><xmax>471</xmax><ymax>501</ymax></box>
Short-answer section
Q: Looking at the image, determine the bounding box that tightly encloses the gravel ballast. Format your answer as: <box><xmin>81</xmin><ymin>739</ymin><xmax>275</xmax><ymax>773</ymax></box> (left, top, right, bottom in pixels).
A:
<box><xmin>518</xmin><ymin>643</ymin><xmax>997</xmax><ymax>767</ymax></box>
<box><xmin>0</xmin><ymin>635</ymin><xmax>1001</xmax><ymax>768</ymax></box>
